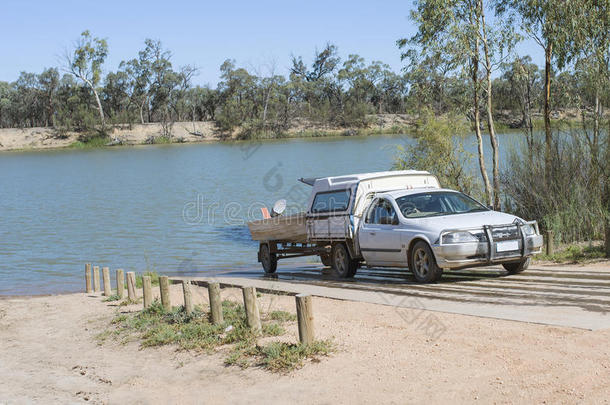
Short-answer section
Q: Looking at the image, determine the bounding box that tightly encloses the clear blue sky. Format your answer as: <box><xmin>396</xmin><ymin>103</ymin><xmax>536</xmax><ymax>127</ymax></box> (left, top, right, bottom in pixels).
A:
<box><xmin>1</xmin><ymin>0</ymin><xmax>543</xmax><ymax>86</ymax></box>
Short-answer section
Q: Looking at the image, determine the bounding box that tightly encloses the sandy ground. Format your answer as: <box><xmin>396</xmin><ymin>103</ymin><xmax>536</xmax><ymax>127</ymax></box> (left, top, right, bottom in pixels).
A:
<box><xmin>1</xmin><ymin>274</ymin><xmax>609</xmax><ymax>405</ymax></box>
<box><xmin>0</xmin><ymin>121</ymin><xmax>219</xmax><ymax>151</ymax></box>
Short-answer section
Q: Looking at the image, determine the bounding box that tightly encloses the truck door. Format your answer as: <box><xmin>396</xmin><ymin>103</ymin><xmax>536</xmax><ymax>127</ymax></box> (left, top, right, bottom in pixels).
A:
<box><xmin>358</xmin><ymin>198</ymin><xmax>381</xmax><ymax>264</ymax></box>
<box><xmin>359</xmin><ymin>198</ymin><xmax>404</xmax><ymax>265</ymax></box>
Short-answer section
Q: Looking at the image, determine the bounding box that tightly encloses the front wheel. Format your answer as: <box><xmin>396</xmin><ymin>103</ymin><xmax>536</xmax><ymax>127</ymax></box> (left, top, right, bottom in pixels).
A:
<box><xmin>331</xmin><ymin>243</ymin><xmax>358</xmax><ymax>278</ymax></box>
<box><xmin>502</xmin><ymin>257</ymin><xmax>530</xmax><ymax>274</ymax></box>
<box><xmin>409</xmin><ymin>241</ymin><xmax>443</xmax><ymax>283</ymax></box>
<box><xmin>260</xmin><ymin>243</ymin><xmax>277</xmax><ymax>274</ymax></box>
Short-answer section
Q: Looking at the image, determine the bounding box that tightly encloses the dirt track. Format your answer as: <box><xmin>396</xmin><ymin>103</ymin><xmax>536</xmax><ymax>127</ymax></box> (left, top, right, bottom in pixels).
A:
<box><xmin>1</xmin><ymin>261</ymin><xmax>609</xmax><ymax>404</ymax></box>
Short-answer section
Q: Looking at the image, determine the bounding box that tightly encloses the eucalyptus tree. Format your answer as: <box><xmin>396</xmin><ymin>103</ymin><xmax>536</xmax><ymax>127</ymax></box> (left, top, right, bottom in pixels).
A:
<box><xmin>64</xmin><ymin>30</ymin><xmax>108</xmax><ymax>127</ymax></box>
<box><xmin>375</xmin><ymin>69</ymin><xmax>407</xmax><ymax>114</ymax></box>
<box><xmin>399</xmin><ymin>0</ymin><xmax>494</xmax><ymax>206</ymax></box>
<box><xmin>498</xmin><ymin>56</ymin><xmax>541</xmax><ymax>156</ymax></box>
<box><xmin>14</xmin><ymin>72</ymin><xmax>41</xmax><ymax>127</ymax></box>
<box><xmin>401</xmin><ymin>51</ymin><xmax>462</xmax><ymax>114</ymax></box>
<box><xmin>290</xmin><ymin>44</ymin><xmax>341</xmax><ymax>119</ymax></box>
<box><xmin>477</xmin><ymin>0</ymin><xmax>518</xmax><ymax>209</ymax></box>
<box><xmin>571</xmin><ymin>1</ymin><xmax>609</xmax><ymax>166</ymax></box>
<box><xmin>572</xmin><ymin>0</ymin><xmax>609</xmax><ymax>257</ymax></box>
<box><xmin>38</xmin><ymin>68</ymin><xmax>59</xmax><ymax>127</ymax></box>
<box><xmin>217</xmin><ymin>59</ymin><xmax>258</xmax><ymax>130</ymax></box>
<box><xmin>102</xmin><ymin>69</ymin><xmax>133</xmax><ymax>123</ymax></box>
<box><xmin>171</xmin><ymin>65</ymin><xmax>198</xmax><ymax>122</ymax></box>
<box><xmin>496</xmin><ymin>0</ymin><xmax>575</xmax><ymax>183</ymax></box>
<box><xmin>119</xmin><ymin>56</ymin><xmax>150</xmax><ymax>124</ymax></box>
<box><xmin>250</xmin><ymin>60</ymin><xmax>282</xmax><ymax>130</ymax></box>
<box><xmin>187</xmin><ymin>85</ymin><xmax>219</xmax><ymax>121</ymax></box>
<box><xmin>0</xmin><ymin>81</ymin><xmax>11</xmax><ymax>127</ymax></box>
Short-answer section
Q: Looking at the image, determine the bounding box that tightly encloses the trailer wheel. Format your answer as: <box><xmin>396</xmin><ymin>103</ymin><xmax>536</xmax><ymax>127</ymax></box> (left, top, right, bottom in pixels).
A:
<box><xmin>260</xmin><ymin>243</ymin><xmax>277</xmax><ymax>274</ymax></box>
<box><xmin>331</xmin><ymin>243</ymin><xmax>358</xmax><ymax>278</ymax></box>
<box><xmin>409</xmin><ymin>241</ymin><xmax>443</xmax><ymax>283</ymax></box>
<box><xmin>502</xmin><ymin>257</ymin><xmax>530</xmax><ymax>274</ymax></box>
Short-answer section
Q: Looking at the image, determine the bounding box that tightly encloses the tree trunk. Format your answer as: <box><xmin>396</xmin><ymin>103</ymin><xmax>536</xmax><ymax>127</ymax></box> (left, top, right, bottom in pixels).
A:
<box><xmin>525</xmin><ymin>69</ymin><xmax>534</xmax><ymax>164</ymax></box>
<box><xmin>262</xmin><ymin>85</ymin><xmax>272</xmax><ymax>130</ymax></box>
<box><xmin>605</xmin><ymin>118</ymin><xmax>610</xmax><ymax>258</ymax></box>
<box><xmin>544</xmin><ymin>44</ymin><xmax>553</xmax><ymax>185</ymax></box>
<box><xmin>92</xmin><ymin>88</ymin><xmax>105</xmax><ymax>128</ymax></box>
<box><xmin>83</xmin><ymin>77</ymin><xmax>105</xmax><ymax>127</ymax></box>
<box><xmin>472</xmin><ymin>51</ymin><xmax>492</xmax><ymax>207</ymax></box>
<box><xmin>139</xmin><ymin>95</ymin><xmax>148</xmax><ymax>125</ymax></box>
<box><xmin>593</xmin><ymin>85</ymin><xmax>600</xmax><ymax>163</ymax></box>
<box><xmin>479</xmin><ymin>1</ymin><xmax>501</xmax><ymax>210</ymax></box>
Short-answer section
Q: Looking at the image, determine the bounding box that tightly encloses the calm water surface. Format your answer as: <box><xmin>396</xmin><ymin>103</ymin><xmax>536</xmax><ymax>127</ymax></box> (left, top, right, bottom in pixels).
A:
<box><xmin>0</xmin><ymin>132</ymin><xmax>525</xmax><ymax>295</ymax></box>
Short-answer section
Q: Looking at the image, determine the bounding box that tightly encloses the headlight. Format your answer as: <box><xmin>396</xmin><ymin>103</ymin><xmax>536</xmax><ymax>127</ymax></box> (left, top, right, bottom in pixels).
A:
<box><xmin>442</xmin><ymin>230</ymin><xmax>486</xmax><ymax>244</ymax></box>
<box><xmin>513</xmin><ymin>218</ymin><xmax>537</xmax><ymax>236</ymax></box>
<box><xmin>521</xmin><ymin>223</ymin><xmax>536</xmax><ymax>236</ymax></box>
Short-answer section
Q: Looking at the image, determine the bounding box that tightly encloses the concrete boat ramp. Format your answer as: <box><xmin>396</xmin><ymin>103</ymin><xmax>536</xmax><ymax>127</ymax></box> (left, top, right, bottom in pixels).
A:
<box><xmin>170</xmin><ymin>262</ymin><xmax>610</xmax><ymax>330</ymax></box>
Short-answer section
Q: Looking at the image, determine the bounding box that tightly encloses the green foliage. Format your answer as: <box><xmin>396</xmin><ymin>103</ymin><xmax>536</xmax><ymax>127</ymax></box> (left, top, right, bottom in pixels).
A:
<box><xmin>69</xmin><ymin>135</ymin><xmax>109</xmax><ymax>148</ymax></box>
<box><xmin>268</xmin><ymin>310</ymin><xmax>297</xmax><ymax>322</ymax></box>
<box><xmin>393</xmin><ymin>112</ymin><xmax>479</xmax><ymax>196</ymax></box>
<box><xmin>535</xmin><ymin>243</ymin><xmax>606</xmax><ymax>263</ymax></box>
<box><xmin>70</xmin><ymin>31</ymin><xmax>108</xmax><ymax>87</ymax></box>
<box><xmin>105</xmin><ymin>298</ymin><xmax>332</xmax><ymax>372</ymax></box>
<box><xmin>257</xmin><ymin>340</ymin><xmax>333</xmax><ymax>373</ymax></box>
<box><xmin>501</xmin><ymin>130</ymin><xmax>608</xmax><ymax>243</ymax></box>
<box><xmin>103</xmin><ymin>294</ymin><xmax>120</xmax><ymax>302</ymax></box>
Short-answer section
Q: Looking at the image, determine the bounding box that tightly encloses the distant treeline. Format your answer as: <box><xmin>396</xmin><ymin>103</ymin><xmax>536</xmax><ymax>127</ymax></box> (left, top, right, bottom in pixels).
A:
<box><xmin>0</xmin><ymin>17</ymin><xmax>606</xmax><ymax>140</ymax></box>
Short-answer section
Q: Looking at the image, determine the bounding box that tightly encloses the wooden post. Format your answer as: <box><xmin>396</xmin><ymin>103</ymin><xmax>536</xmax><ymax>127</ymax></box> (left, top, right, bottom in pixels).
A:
<box><xmin>85</xmin><ymin>263</ymin><xmax>93</xmax><ymax>293</ymax></box>
<box><xmin>93</xmin><ymin>266</ymin><xmax>101</xmax><ymax>293</ymax></box>
<box><xmin>242</xmin><ymin>286</ymin><xmax>261</xmax><ymax>333</ymax></box>
<box><xmin>102</xmin><ymin>267</ymin><xmax>111</xmax><ymax>296</ymax></box>
<box><xmin>159</xmin><ymin>276</ymin><xmax>171</xmax><ymax>312</ymax></box>
<box><xmin>142</xmin><ymin>276</ymin><xmax>152</xmax><ymax>308</ymax></box>
<box><xmin>126</xmin><ymin>271</ymin><xmax>136</xmax><ymax>301</ymax></box>
<box><xmin>182</xmin><ymin>280</ymin><xmax>193</xmax><ymax>315</ymax></box>
<box><xmin>296</xmin><ymin>294</ymin><xmax>314</xmax><ymax>344</ymax></box>
<box><xmin>116</xmin><ymin>269</ymin><xmax>125</xmax><ymax>299</ymax></box>
<box><xmin>546</xmin><ymin>230</ymin><xmax>555</xmax><ymax>256</ymax></box>
<box><xmin>208</xmin><ymin>282</ymin><xmax>223</xmax><ymax>324</ymax></box>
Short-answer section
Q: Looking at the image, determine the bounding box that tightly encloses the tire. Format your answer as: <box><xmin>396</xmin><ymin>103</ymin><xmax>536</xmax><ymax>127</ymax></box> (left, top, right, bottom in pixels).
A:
<box><xmin>409</xmin><ymin>241</ymin><xmax>443</xmax><ymax>283</ymax></box>
<box><xmin>331</xmin><ymin>243</ymin><xmax>358</xmax><ymax>278</ymax></box>
<box><xmin>260</xmin><ymin>243</ymin><xmax>277</xmax><ymax>274</ymax></box>
<box><xmin>320</xmin><ymin>254</ymin><xmax>332</xmax><ymax>267</ymax></box>
<box><xmin>502</xmin><ymin>257</ymin><xmax>530</xmax><ymax>274</ymax></box>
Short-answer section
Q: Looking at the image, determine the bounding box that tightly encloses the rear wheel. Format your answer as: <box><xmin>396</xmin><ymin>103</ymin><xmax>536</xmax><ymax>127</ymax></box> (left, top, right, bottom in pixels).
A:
<box><xmin>502</xmin><ymin>257</ymin><xmax>530</xmax><ymax>274</ymax></box>
<box><xmin>320</xmin><ymin>254</ymin><xmax>332</xmax><ymax>267</ymax></box>
<box><xmin>409</xmin><ymin>241</ymin><xmax>443</xmax><ymax>283</ymax></box>
<box><xmin>260</xmin><ymin>243</ymin><xmax>277</xmax><ymax>274</ymax></box>
<box><xmin>331</xmin><ymin>243</ymin><xmax>358</xmax><ymax>278</ymax></box>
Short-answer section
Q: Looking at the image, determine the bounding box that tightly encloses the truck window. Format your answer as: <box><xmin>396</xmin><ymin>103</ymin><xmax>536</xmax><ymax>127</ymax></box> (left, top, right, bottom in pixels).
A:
<box><xmin>311</xmin><ymin>189</ymin><xmax>351</xmax><ymax>213</ymax></box>
<box><xmin>366</xmin><ymin>199</ymin><xmax>398</xmax><ymax>225</ymax></box>
<box><xmin>396</xmin><ymin>191</ymin><xmax>488</xmax><ymax>218</ymax></box>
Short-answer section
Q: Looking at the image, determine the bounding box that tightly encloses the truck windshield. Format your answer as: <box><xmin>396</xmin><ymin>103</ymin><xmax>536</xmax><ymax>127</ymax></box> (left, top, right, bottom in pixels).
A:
<box><xmin>396</xmin><ymin>192</ymin><xmax>488</xmax><ymax>218</ymax></box>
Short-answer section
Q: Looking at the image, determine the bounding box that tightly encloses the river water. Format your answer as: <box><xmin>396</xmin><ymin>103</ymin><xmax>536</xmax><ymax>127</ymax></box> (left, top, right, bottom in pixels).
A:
<box><xmin>0</xmin><ymin>132</ymin><xmax>525</xmax><ymax>295</ymax></box>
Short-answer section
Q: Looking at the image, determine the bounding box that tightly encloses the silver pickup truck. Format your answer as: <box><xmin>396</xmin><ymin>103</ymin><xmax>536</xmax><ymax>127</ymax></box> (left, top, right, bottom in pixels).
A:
<box><xmin>249</xmin><ymin>170</ymin><xmax>543</xmax><ymax>283</ymax></box>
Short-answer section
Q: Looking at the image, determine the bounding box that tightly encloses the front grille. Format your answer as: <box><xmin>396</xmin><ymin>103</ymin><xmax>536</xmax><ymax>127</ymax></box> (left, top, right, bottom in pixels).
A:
<box><xmin>491</xmin><ymin>225</ymin><xmax>520</xmax><ymax>241</ymax></box>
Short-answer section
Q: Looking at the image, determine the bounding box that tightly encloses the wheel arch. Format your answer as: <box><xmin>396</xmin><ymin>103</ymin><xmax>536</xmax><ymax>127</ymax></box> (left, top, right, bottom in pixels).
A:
<box><xmin>406</xmin><ymin>236</ymin><xmax>435</xmax><ymax>267</ymax></box>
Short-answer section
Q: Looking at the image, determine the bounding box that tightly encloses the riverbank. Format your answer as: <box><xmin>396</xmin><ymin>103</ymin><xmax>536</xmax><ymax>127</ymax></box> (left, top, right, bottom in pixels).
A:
<box><xmin>1</xmin><ymin>109</ymin><xmax>603</xmax><ymax>153</ymax></box>
<box><xmin>0</xmin><ymin>114</ymin><xmax>415</xmax><ymax>152</ymax></box>
<box><xmin>1</xmin><ymin>268</ymin><xmax>609</xmax><ymax>404</ymax></box>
